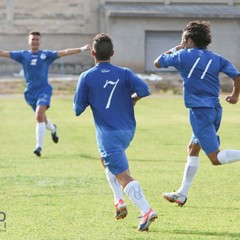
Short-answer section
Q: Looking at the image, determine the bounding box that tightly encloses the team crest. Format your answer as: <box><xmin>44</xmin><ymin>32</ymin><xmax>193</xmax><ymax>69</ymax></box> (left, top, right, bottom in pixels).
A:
<box><xmin>40</xmin><ymin>53</ymin><xmax>47</xmax><ymax>60</ymax></box>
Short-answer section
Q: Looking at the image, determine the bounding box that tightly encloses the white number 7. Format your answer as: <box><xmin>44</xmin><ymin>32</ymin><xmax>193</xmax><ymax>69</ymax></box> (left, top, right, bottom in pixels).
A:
<box><xmin>103</xmin><ymin>79</ymin><xmax>119</xmax><ymax>109</ymax></box>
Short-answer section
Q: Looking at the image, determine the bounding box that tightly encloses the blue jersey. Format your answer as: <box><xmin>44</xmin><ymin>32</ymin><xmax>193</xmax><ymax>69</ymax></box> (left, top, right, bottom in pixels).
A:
<box><xmin>74</xmin><ymin>62</ymin><xmax>150</xmax><ymax>131</ymax></box>
<box><xmin>158</xmin><ymin>48</ymin><xmax>240</xmax><ymax>108</ymax></box>
<box><xmin>10</xmin><ymin>50</ymin><xmax>58</xmax><ymax>92</ymax></box>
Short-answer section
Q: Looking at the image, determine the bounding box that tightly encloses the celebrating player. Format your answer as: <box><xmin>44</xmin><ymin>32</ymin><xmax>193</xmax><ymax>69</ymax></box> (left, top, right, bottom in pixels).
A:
<box><xmin>74</xmin><ymin>33</ymin><xmax>157</xmax><ymax>231</ymax></box>
<box><xmin>154</xmin><ymin>20</ymin><xmax>240</xmax><ymax>206</ymax></box>
<box><xmin>0</xmin><ymin>31</ymin><xmax>91</xmax><ymax>157</ymax></box>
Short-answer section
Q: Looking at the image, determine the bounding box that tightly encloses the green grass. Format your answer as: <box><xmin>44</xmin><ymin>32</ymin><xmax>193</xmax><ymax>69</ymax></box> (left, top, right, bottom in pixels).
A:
<box><xmin>1</xmin><ymin>94</ymin><xmax>240</xmax><ymax>239</ymax></box>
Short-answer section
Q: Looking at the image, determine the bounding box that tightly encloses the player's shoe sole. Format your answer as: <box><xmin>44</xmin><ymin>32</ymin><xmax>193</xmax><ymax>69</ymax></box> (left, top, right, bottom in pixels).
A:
<box><xmin>163</xmin><ymin>191</ymin><xmax>187</xmax><ymax>207</ymax></box>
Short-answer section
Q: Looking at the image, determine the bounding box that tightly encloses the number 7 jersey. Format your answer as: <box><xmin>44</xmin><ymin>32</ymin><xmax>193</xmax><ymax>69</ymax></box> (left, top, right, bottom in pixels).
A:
<box><xmin>74</xmin><ymin>62</ymin><xmax>150</xmax><ymax>131</ymax></box>
<box><xmin>158</xmin><ymin>48</ymin><xmax>240</xmax><ymax>108</ymax></box>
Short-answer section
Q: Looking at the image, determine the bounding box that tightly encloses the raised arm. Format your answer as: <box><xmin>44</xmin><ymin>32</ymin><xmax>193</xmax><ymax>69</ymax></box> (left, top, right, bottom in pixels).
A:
<box><xmin>57</xmin><ymin>44</ymin><xmax>91</xmax><ymax>58</ymax></box>
<box><xmin>154</xmin><ymin>44</ymin><xmax>184</xmax><ymax>68</ymax></box>
<box><xmin>0</xmin><ymin>50</ymin><xmax>11</xmax><ymax>58</ymax></box>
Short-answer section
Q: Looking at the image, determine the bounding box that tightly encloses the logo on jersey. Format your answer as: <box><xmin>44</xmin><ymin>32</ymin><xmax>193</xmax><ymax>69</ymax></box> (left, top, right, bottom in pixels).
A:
<box><xmin>30</xmin><ymin>59</ymin><xmax>37</xmax><ymax>66</ymax></box>
<box><xmin>40</xmin><ymin>53</ymin><xmax>47</xmax><ymax>60</ymax></box>
<box><xmin>101</xmin><ymin>69</ymin><xmax>110</xmax><ymax>73</ymax></box>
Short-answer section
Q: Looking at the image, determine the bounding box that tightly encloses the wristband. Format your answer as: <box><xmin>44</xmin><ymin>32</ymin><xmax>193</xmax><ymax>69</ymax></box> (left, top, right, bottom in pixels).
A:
<box><xmin>169</xmin><ymin>47</ymin><xmax>177</xmax><ymax>53</ymax></box>
<box><xmin>80</xmin><ymin>47</ymin><xmax>86</xmax><ymax>52</ymax></box>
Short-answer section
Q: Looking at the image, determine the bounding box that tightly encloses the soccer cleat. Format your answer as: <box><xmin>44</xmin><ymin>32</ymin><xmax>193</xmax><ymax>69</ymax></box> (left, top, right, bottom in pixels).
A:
<box><xmin>33</xmin><ymin>147</ymin><xmax>42</xmax><ymax>157</ymax></box>
<box><xmin>51</xmin><ymin>124</ymin><xmax>59</xmax><ymax>143</ymax></box>
<box><xmin>115</xmin><ymin>199</ymin><xmax>128</xmax><ymax>220</ymax></box>
<box><xmin>137</xmin><ymin>208</ymin><xmax>158</xmax><ymax>231</ymax></box>
<box><xmin>163</xmin><ymin>191</ymin><xmax>187</xmax><ymax>207</ymax></box>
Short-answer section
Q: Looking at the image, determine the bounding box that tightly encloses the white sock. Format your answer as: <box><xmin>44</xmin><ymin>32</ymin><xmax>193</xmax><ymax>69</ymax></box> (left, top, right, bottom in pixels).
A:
<box><xmin>36</xmin><ymin>122</ymin><xmax>46</xmax><ymax>148</ymax></box>
<box><xmin>124</xmin><ymin>180</ymin><xmax>150</xmax><ymax>215</ymax></box>
<box><xmin>105</xmin><ymin>168</ymin><xmax>124</xmax><ymax>204</ymax></box>
<box><xmin>178</xmin><ymin>156</ymin><xmax>199</xmax><ymax>197</ymax></box>
<box><xmin>46</xmin><ymin>119</ymin><xmax>56</xmax><ymax>133</ymax></box>
<box><xmin>217</xmin><ymin>149</ymin><xmax>240</xmax><ymax>164</ymax></box>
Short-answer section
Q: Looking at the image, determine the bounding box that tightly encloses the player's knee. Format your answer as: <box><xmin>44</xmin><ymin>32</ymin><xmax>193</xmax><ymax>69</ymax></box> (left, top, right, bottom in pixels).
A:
<box><xmin>210</xmin><ymin>160</ymin><xmax>221</xmax><ymax>166</ymax></box>
<box><xmin>35</xmin><ymin>112</ymin><xmax>44</xmax><ymax>122</ymax></box>
<box><xmin>208</xmin><ymin>154</ymin><xmax>221</xmax><ymax>166</ymax></box>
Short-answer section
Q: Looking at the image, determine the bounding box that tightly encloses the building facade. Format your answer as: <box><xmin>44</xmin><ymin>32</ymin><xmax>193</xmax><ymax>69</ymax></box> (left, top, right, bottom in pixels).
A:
<box><xmin>0</xmin><ymin>0</ymin><xmax>240</xmax><ymax>74</ymax></box>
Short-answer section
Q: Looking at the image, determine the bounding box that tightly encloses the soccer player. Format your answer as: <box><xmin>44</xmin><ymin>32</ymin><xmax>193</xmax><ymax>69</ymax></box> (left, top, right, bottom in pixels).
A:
<box><xmin>0</xmin><ymin>31</ymin><xmax>91</xmax><ymax>157</ymax></box>
<box><xmin>154</xmin><ymin>20</ymin><xmax>240</xmax><ymax>206</ymax></box>
<box><xmin>74</xmin><ymin>33</ymin><xmax>158</xmax><ymax>231</ymax></box>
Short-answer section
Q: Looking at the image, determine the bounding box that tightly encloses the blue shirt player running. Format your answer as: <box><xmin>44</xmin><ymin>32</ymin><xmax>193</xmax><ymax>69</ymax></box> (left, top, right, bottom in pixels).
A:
<box><xmin>0</xmin><ymin>31</ymin><xmax>91</xmax><ymax>157</ymax></box>
<box><xmin>154</xmin><ymin>20</ymin><xmax>240</xmax><ymax>206</ymax></box>
<box><xmin>74</xmin><ymin>33</ymin><xmax>157</xmax><ymax>231</ymax></box>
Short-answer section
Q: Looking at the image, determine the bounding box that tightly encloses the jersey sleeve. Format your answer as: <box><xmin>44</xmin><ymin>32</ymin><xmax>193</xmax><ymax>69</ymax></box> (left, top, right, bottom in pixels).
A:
<box><xmin>126</xmin><ymin>68</ymin><xmax>151</xmax><ymax>98</ymax></box>
<box><xmin>158</xmin><ymin>53</ymin><xmax>180</xmax><ymax>69</ymax></box>
<box><xmin>10</xmin><ymin>50</ymin><xmax>24</xmax><ymax>63</ymax></box>
<box><xmin>73</xmin><ymin>72</ymin><xmax>89</xmax><ymax>116</ymax></box>
<box><xmin>44</xmin><ymin>50</ymin><xmax>58</xmax><ymax>63</ymax></box>
<box><xmin>220</xmin><ymin>56</ymin><xmax>240</xmax><ymax>79</ymax></box>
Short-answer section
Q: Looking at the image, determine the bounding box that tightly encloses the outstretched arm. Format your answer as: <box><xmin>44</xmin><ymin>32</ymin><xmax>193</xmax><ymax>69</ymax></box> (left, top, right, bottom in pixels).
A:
<box><xmin>225</xmin><ymin>75</ymin><xmax>240</xmax><ymax>104</ymax></box>
<box><xmin>57</xmin><ymin>44</ymin><xmax>91</xmax><ymax>58</ymax></box>
<box><xmin>0</xmin><ymin>50</ymin><xmax>11</xmax><ymax>58</ymax></box>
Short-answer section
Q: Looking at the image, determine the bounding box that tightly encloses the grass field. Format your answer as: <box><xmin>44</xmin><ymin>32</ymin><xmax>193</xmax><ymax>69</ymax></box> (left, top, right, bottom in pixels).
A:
<box><xmin>1</xmin><ymin>93</ymin><xmax>240</xmax><ymax>239</ymax></box>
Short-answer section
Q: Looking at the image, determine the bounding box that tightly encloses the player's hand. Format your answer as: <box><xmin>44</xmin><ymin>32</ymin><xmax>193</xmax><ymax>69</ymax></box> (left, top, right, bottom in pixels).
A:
<box><xmin>225</xmin><ymin>95</ymin><xmax>238</xmax><ymax>104</ymax></box>
<box><xmin>187</xmin><ymin>141</ymin><xmax>193</xmax><ymax>154</ymax></box>
<box><xmin>175</xmin><ymin>44</ymin><xmax>185</xmax><ymax>51</ymax></box>
<box><xmin>81</xmin><ymin>44</ymin><xmax>91</xmax><ymax>52</ymax></box>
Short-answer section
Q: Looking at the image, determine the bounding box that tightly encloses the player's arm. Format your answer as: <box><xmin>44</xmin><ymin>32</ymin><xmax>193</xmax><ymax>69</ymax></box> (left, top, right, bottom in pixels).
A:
<box><xmin>73</xmin><ymin>74</ymin><xmax>89</xmax><ymax>116</ymax></box>
<box><xmin>225</xmin><ymin>75</ymin><xmax>240</xmax><ymax>104</ymax></box>
<box><xmin>131</xmin><ymin>93</ymin><xmax>142</xmax><ymax>106</ymax></box>
<box><xmin>0</xmin><ymin>50</ymin><xmax>11</xmax><ymax>58</ymax></box>
<box><xmin>57</xmin><ymin>44</ymin><xmax>91</xmax><ymax>58</ymax></box>
<box><xmin>154</xmin><ymin>44</ymin><xmax>184</xmax><ymax>68</ymax></box>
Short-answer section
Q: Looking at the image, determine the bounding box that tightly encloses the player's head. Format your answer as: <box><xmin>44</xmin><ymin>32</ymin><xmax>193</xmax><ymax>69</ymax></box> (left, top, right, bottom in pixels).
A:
<box><xmin>28</xmin><ymin>30</ymin><xmax>41</xmax><ymax>51</ymax></box>
<box><xmin>92</xmin><ymin>33</ymin><xmax>114</xmax><ymax>61</ymax></box>
<box><xmin>182</xmin><ymin>21</ymin><xmax>212</xmax><ymax>49</ymax></box>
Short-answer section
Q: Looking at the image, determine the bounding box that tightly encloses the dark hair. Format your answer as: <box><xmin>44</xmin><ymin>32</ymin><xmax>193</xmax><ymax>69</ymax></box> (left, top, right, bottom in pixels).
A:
<box><xmin>183</xmin><ymin>21</ymin><xmax>211</xmax><ymax>49</ymax></box>
<box><xmin>29</xmin><ymin>31</ymin><xmax>41</xmax><ymax>37</ymax></box>
<box><xmin>93</xmin><ymin>33</ymin><xmax>113</xmax><ymax>60</ymax></box>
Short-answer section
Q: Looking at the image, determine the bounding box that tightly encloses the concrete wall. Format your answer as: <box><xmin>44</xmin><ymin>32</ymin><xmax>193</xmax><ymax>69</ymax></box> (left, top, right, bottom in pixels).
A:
<box><xmin>1</xmin><ymin>0</ymin><xmax>240</xmax><ymax>75</ymax></box>
<box><xmin>99</xmin><ymin>1</ymin><xmax>240</xmax><ymax>72</ymax></box>
<box><xmin>102</xmin><ymin>16</ymin><xmax>240</xmax><ymax>72</ymax></box>
<box><xmin>0</xmin><ymin>0</ymin><xmax>99</xmax><ymax>75</ymax></box>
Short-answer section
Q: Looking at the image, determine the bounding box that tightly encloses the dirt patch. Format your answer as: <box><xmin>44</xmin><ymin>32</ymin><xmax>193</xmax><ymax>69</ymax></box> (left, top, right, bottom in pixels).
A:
<box><xmin>0</xmin><ymin>76</ymin><xmax>79</xmax><ymax>95</ymax></box>
<box><xmin>0</xmin><ymin>73</ymin><xmax>233</xmax><ymax>95</ymax></box>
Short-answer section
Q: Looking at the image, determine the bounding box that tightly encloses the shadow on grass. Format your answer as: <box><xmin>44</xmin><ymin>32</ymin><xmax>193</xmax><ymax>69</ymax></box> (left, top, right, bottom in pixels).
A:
<box><xmin>41</xmin><ymin>153</ymin><xmax>98</xmax><ymax>160</ymax></box>
<box><xmin>40</xmin><ymin>152</ymin><xmax>185</xmax><ymax>164</ymax></box>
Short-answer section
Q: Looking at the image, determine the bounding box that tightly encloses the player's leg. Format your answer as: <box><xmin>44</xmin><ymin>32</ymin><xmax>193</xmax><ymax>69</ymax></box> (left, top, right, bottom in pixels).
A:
<box><xmin>99</xmin><ymin>129</ymin><xmax>157</xmax><ymax>230</ymax></box>
<box><xmin>112</xmin><ymin>155</ymin><xmax>157</xmax><ymax>231</ymax></box>
<box><xmin>46</xmin><ymin>118</ymin><xmax>59</xmax><ymax>143</ymax></box>
<box><xmin>180</xmin><ymin>142</ymin><xmax>200</xmax><ymax>195</ymax></box>
<box><xmin>196</xmin><ymin>106</ymin><xmax>240</xmax><ymax>165</ymax></box>
<box><xmin>209</xmin><ymin>149</ymin><xmax>240</xmax><ymax>165</ymax></box>
<box><xmin>33</xmin><ymin>89</ymin><xmax>54</xmax><ymax>156</ymax></box>
<box><xmin>100</xmin><ymin>158</ymin><xmax>126</xmax><ymax>220</ymax></box>
<box><xmin>163</xmin><ymin>140</ymin><xmax>200</xmax><ymax>206</ymax></box>
<box><xmin>34</xmin><ymin>105</ymin><xmax>48</xmax><ymax>156</ymax></box>
<box><xmin>40</xmin><ymin>88</ymin><xmax>59</xmax><ymax>144</ymax></box>
<box><xmin>118</xmin><ymin>170</ymin><xmax>157</xmax><ymax>231</ymax></box>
